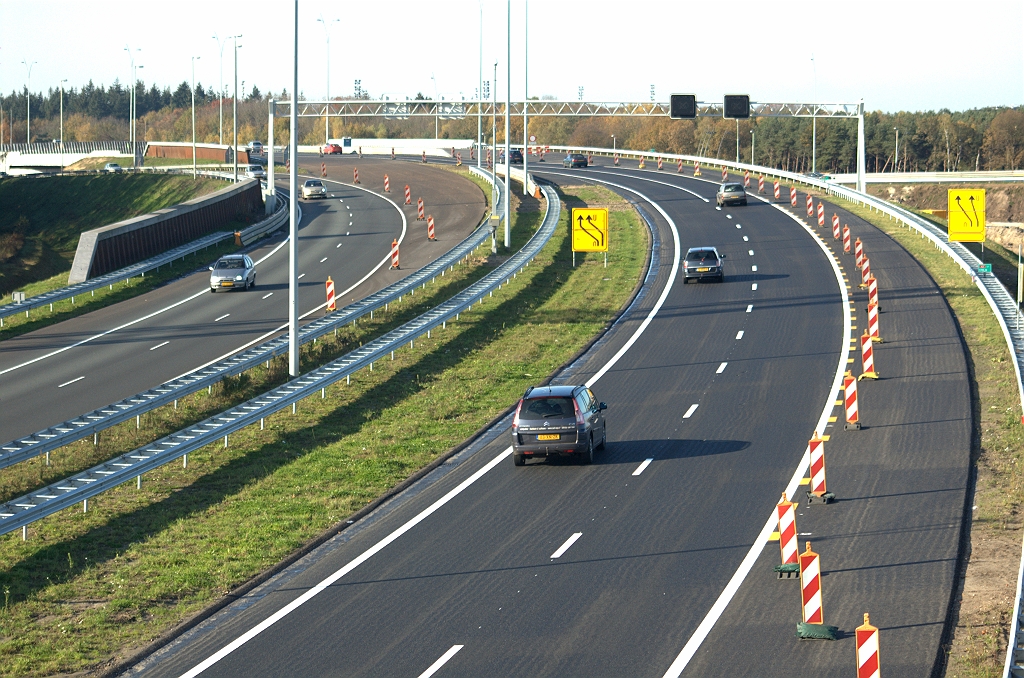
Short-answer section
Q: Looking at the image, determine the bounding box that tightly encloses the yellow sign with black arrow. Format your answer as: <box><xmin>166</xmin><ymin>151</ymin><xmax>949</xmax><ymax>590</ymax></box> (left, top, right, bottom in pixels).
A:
<box><xmin>571</xmin><ymin>208</ymin><xmax>609</xmax><ymax>252</ymax></box>
<box><xmin>947</xmin><ymin>189</ymin><xmax>986</xmax><ymax>242</ymax></box>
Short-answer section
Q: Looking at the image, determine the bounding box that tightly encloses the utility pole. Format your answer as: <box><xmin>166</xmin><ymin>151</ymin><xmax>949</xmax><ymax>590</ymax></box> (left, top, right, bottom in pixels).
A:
<box><xmin>192</xmin><ymin>56</ymin><xmax>200</xmax><ymax>179</ymax></box>
<box><xmin>60</xmin><ymin>79</ymin><xmax>67</xmax><ymax>172</ymax></box>
<box><xmin>21</xmin><ymin>59</ymin><xmax>36</xmax><ymax>143</ymax></box>
<box><xmin>289</xmin><ymin>2</ymin><xmax>299</xmax><ymax>377</ymax></box>
<box><xmin>478</xmin><ymin>1</ymin><xmax>482</xmax><ymax>169</ymax></box>
<box><xmin>811</xmin><ymin>53</ymin><xmax>817</xmax><ymax>173</ymax></box>
<box><xmin>522</xmin><ymin>0</ymin><xmax>528</xmax><ymax>195</ymax></box>
<box><xmin>213</xmin><ymin>34</ymin><xmax>227</xmax><ymax>145</ymax></box>
<box><xmin>233</xmin><ymin>35</ymin><xmax>242</xmax><ymax>183</ymax></box>
<box><xmin>503</xmin><ymin>0</ymin><xmax>510</xmax><ymax>248</ymax></box>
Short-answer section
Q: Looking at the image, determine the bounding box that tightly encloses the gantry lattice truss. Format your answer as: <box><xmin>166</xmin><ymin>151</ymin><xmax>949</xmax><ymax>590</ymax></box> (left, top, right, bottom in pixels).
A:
<box><xmin>272</xmin><ymin>100</ymin><xmax>863</xmax><ymax>120</ymax></box>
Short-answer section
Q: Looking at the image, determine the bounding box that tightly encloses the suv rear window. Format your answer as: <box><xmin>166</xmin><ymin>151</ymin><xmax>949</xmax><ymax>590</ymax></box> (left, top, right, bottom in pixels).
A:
<box><xmin>519</xmin><ymin>397</ymin><xmax>575</xmax><ymax>420</ymax></box>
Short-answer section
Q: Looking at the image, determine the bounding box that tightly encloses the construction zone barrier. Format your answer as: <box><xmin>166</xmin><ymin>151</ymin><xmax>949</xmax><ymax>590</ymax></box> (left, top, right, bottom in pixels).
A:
<box><xmin>856</xmin><ymin>614</ymin><xmax>881</xmax><ymax>678</ymax></box>
<box><xmin>868</xmin><ymin>302</ymin><xmax>882</xmax><ymax>342</ymax></box>
<box><xmin>773</xmin><ymin>179</ymin><xmax>780</xmax><ymax>199</ymax></box>
<box><xmin>325</xmin><ymin>276</ymin><xmax>336</xmax><ymax>312</ymax></box>
<box><xmin>588</xmin><ymin>153</ymin><xmax>594</xmax><ymax>166</ymax></box>
<box><xmin>844</xmin><ymin>371</ymin><xmax>861</xmax><ymax>430</ymax></box>
<box><xmin>774</xmin><ymin>493</ymin><xmax>799</xmax><ymax>578</ymax></box>
<box><xmin>796</xmin><ymin>542</ymin><xmax>838</xmax><ymax>640</ymax></box>
<box><xmin>832</xmin><ymin>213</ymin><xmax>840</xmax><ymax>237</ymax></box>
<box><xmin>759</xmin><ymin>175</ymin><xmax>765</xmax><ymax>194</ymax></box>
<box><xmin>657</xmin><ymin>157</ymin><xmax>663</xmax><ymax>171</ymax></box>
<box><xmin>677</xmin><ymin>157</ymin><xmax>683</xmax><ymax>173</ymax></box>
<box><xmin>722</xmin><ymin>166</ymin><xmax>728</xmax><ymax>181</ymax></box>
<box><xmin>639</xmin><ymin>155</ymin><xmax>646</xmax><ymax>169</ymax></box>
<box><xmin>614</xmin><ymin>153</ymin><xmax>620</xmax><ymax>166</ymax></box>
<box><xmin>843</xmin><ymin>225</ymin><xmax>852</xmax><ymax>254</ymax></box>
<box><xmin>417</xmin><ymin>197</ymin><xmax>425</xmax><ymax>220</ymax></box>
<box><xmin>353</xmin><ymin>167</ymin><xmax>360</xmax><ymax>184</ymax></box>
<box><xmin>855</xmin><ymin>238</ymin><xmax>864</xmax><ymax>268</ymax></box>
<box><xmin>390</xmin><ymin>239</ymin><xmax>400</xmax><ymax>269</ymax></box>
<box><xmin>391</xmin><ymin>147</ymin><xmax>396</xmax><ymax>160</ymax></box>
<box><xmin>867</xmin><ymin>275</ymin><xmax>879</xmax><ymax>309</ymax></box>
<box><xmin>404</xmin><ymin>184</ymin><xmax>412</xmax><ymax>205</ymax></box>
<box><xmin>321</xmin><ymin>162</ymin><xmax>326</xmax><ymax>178</ymax></box>
<box><xmin>384</xmin><ymin>174</ymin><xmax>390</xmax><ymax>192</ymax></box>
<box><xmin>860</xmin><ymin>258</ymin><xmax>872</xmax><ymax>287</ymax></box>
<box><xmin>427</xmin><ymin>215</ymin><xmax>436</xmax><ymax>241</ymax></box>
<box><xmin>790</xmin><ymin>186</ymin><xmax>798</xmax><ymax>207</ymax></box>
<box><xmin>421</xmin><ymin>151</ymin><xmax>427</xmax><ymax>163</ymax></box>
<box><xmin>694</xmin><ymin>161</ymin><xmax>701</xmax><ymax>176</ymax></box>
<box><xmin>860</xmin><ymin>329</ymin><xmax>878</xmax><ymax>380</ymax></box>
<box><xmin>744</xmin><ymin>170</ymin><xmax>751</xmax><ymax>187</ymax></box>
<box><xmin>817</xmin><ymin>202</ymin><xmax>825</xmax><ymax>227</ymax></box>
<box><xmin>805</xmin><ymin>433</ymin><xmax>834</xmax><ymax>504</ymax></box>
<box><xmin>806</xmin><ymin>194</ymin><xmax>814</xmax><ymax>217</ymax></box>
<box><xmin>456</xmin><ymin>152</ymin><xmax>462</xmax><ymax>166</ymax></box>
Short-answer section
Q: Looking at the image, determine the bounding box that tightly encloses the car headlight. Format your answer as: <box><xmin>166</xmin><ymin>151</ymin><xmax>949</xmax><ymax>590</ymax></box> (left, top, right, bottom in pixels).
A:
<box><xmin>235</xmin><ymin>275</ymin><xmax>243</xmax><ymax>281</ymax></box>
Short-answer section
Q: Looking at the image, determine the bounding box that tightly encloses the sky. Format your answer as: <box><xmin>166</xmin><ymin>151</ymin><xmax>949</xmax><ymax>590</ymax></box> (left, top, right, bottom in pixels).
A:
<box><xmin>0</xmin><ymin>0</ymin><xmax>1022</xmax><ymax>113</ymax></box>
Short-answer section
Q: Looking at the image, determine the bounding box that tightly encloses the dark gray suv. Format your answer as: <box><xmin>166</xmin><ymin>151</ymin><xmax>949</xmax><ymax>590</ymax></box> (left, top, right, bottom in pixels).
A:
<box><xmin>512</xmin><ymin>384</ymin><xmax>607</xmax><ymax>466</ymax></box>
<box><xmin>683</xmin><ymin>247</ymin><xmax>726</xmax><ymax>283</ymax></box>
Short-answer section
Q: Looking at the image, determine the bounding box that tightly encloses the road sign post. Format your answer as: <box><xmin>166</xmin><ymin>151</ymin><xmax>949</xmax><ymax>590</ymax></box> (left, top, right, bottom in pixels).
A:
<box><xmin>570</xmin><ymin>207</ymin><xmax>609</xmax><ymax>268</ymax></box>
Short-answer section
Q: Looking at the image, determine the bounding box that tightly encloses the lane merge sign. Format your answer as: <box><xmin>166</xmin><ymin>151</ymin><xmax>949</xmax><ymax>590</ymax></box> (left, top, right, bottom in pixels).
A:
<box><xmin>571</xmin><ymin>208</ymin><xmax>609</xmax><ymax>252</ymax></box>
<box><xmin>947</xmin><ymin>188</ymin><xmax>986</xmax><ymax>242</ymax></box>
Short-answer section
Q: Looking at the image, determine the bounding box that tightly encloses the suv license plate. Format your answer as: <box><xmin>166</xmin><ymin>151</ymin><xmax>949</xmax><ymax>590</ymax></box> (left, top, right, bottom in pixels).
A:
<box><xmin>537</xmin><ymin>434</ymin><xmax>559</xmax><ymax>441</ymax></box>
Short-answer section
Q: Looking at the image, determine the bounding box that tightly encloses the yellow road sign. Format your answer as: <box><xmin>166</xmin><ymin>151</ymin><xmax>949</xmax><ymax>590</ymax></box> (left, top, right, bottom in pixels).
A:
<box><xmin>947</xmin><ymin>189</ymin><xmax>986</xmax><ymax>242</ymax></box>
<box><xmin>571</xmin><ymin>208</ymin><xmax>609</xmax><ymax>252</ymax></box>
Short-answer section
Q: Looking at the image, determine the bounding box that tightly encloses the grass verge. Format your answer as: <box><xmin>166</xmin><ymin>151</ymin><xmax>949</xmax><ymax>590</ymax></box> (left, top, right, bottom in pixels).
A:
<box><xmin>833</xmin><ymin>197</ymin><xmax>1023</xmax><ymax>677</ymax></box>
<box><xmin>0</xmin><ymin>183</ymin><xmax>646</xmax><ymax>676</ymax></box>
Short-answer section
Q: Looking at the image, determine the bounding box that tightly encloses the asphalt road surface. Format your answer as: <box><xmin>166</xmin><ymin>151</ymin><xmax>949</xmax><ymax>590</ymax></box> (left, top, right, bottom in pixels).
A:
<box><xmin>127</xmin><ymin>159</ymin><xmax>969</xmax><ymax>677</ymax></box>
<box><xmin>0</xmin><ymin>159</ymin><xmax>486</xmax><ymax>443</ymax></box>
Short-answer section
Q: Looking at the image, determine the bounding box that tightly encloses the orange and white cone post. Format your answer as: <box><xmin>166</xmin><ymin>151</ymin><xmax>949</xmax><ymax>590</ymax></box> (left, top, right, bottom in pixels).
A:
<box><xmin>790</xmin><ymin>186</ymin><xmax>798</xmax><ymax>207</ymax></box>
<box><xmin>456</xmin><ymin>152</ymin><xmax>462</xmax><ymax>166</ymax></box>
<box><xmin>856</xmin><ymin>614</ymin><xmax>881</xmax><ymax>678</ymax></box>
<box><xmin>638</xmin><ymin>155</ymin><xmax>646</xmax><ymax>169</ymax></box>
<box><xmin>384</xmin><ymin>174</ymin><xmax>390</xmax><ymax>192</ymax></box>
<box><xmin>614</xmin><ymin>153</ymin><xmax>620</xmax><ymax>166</ymax></box>
<box><xmin>417</xmin><ymin>198</ymin><xmax>425</xmax><ymax>220</ymax></box>
<box><xmin>860</xmin><ymin>330</ymin><xmax>878</xmax><ymax>380</ymax></box>
<box><xmin>799</xmin><ymin>542</ymin><xmax>824</xmax><ymax>624</ymax></box>
<box><xmin>694</xmin><ymin>162</ymin><xmax>701</xmax><ymax>176</ymax></box>
<box><xmin>677</xmin><ymin>157</ymin><xmax>683</xmax><ymax>173</ymax></box>
<box><xmin>390</xmin><ymin>239</ymin><xmax>400</xmax><ymax>269</ymax></box>
<box><xmin>844</xmin><ymin>370</ymin><xmax>861</xmax><ymax>430</ymax></box>
<box><xmin>867</xmin><ymin>302</ymin><xmax>883</xmax><ymax>342</ymax></box>
<box><xmin>832</xmin><ymin>214</ymin><xmax>841</xmax><ymax>240</ymax></box>
<box><xmin>744</xmin><ymin>170</ymin><xmax>751</xmax><ymax>187</ymax></box>
<box><xmin>353</xmin><ymin>167</ymin><xmax>360</xmax><ymax>184</ymax></box>
<box><xmin>722</xmin><ymin>166</ymin><xmax>728</xmax><ymax>181</ymax></box>
<box><xmin>759</xmin><ymin>175</ymin><xmax>765</xmax><ymax>194</ymax></box>
<box><xmin>321</xmin><ymin>162</ymin><xmax>326</xmax><ymax>178</ymax></box>
<box><xmin>843</xmin><ymin>225</ymin><xmax>852</xmax><ymax>254</ymax></box>
<box><xmin>855</xmin><ymin>238</ymin><xmax>864</xmax><ymax>268</ymax></box>
<box><xmin>392</xmin><ymin>147</ymin><xmax>396</xmax><ymax>160</ymax></box>
<box><xmin>777</xmin><ymin>493</ymin><xmax>799</xmax><ymax>567</ymax></box>
<box><xmin>421</xmin><ymin>151</ymin><xmax>427</xmax><ymax>163</ymax></box>
<box><xmin>806</xmin><ymin>194</ymin><xmax>814</xmax><ymax>217</ymax></box>
<box><xmin>325</xmin><ymin>276</ymin><xmax>336</xmax><ymax>312</ymax></box>
<box><xmin>860</xmin><ymin>258</ymin><xmax>872</xmax><ymax>288</ymax></box>
<box><xmin>806</xmin><ymin>433</ymin><xmax>832</xmax><ymax>503</ymax></box>
<box><xmin>657</xmin><ymin>156</ymin><xmax>663</xmax><ymax>171</ymax></box>
<box><xmin>773</xmin><ymin>179</ymin><xmax>780</xmax><ymax>199</ymax></box>
<box><xmin>867</xmin><ymin>275</ymin><xmax>879</xmax><ymax>309</ymax></box>
<box><xmin>817</xmin><ymin>202</ymin><xmax>825</xmax><ymax>227</ymax></box>
<box><xmin>427</xmin><ymin>215</ymin><xmax>436</xmax><ymax>241</ymax></box>
<box><xmin>404</xmin><ymin>184</ymin><xmax>412</xmax><ymax>205</ymax></box>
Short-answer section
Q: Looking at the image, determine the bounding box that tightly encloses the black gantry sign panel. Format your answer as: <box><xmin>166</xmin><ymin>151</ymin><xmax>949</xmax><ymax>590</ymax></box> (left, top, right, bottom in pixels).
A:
<box><xmin>723</xmin><ymin>94</ymin><xmax>750</xmax><ymax>119</ymax></box>
<box><xmin>670</xmin><ymin>94</ymin><xmax>697</xmax><ymax>119</ymax></box>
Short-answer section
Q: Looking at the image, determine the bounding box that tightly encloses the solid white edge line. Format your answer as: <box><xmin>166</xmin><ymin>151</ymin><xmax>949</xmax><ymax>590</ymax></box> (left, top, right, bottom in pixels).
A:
<box><xmin>660</xmin><ymin>182</ymin><xmax>852</xmax><ymax>678</ymax></box>
<box><xmin>149</xmin><ymin>341</ymin><xmax>169</xmax><ymax>351</ymax></box>
<box><xmin>682</xmin><ymin>404</ymin><xmax>698</xmax><ymax>419</ymax></box>
<box><xmin>716</xmin><ymin>362</ymin><xmax>727</xmax><ymax>374</ymax></box>
<box><xmin>57</xmin><ymin>376</ymin><xmax>85</xmax><ymax>388</ymax></box>
<box><xmin>416</xmin><ymin>645</ymin><xmax>464</xmax><ymax>678</ymax></box>
<box><xmin>632</xmin><ymin>458</ymin><xmax>654</xmax><ymax>476</ymax></box>
<box><xmin>179</xmin><ymin>170</ymin><xmax>680</xmax><ymax>677</ymax></box>
<box><xmin>550</xmin><ymin>532</ymin><xmax>583</xmax><ymax>559</ymax></box>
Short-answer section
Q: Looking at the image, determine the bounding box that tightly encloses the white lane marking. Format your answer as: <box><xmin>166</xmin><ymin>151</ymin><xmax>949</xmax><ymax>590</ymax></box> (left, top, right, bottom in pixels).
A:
<box><xmin>349</xmin><ymin>221</ymin><xmax>353</xmax><ymax>226</ymax></box>
<box><xmin>716</xmin><ymin>362</ymin><xmax>727</xmax><ymax>374</ymax></box>
<box><xmin>417</xmin><ymin>646</ymin><xmax>464</xmax><ymax>678</ymax></box>
<box><xmin>751</xmin><ymin>283</ymin><xmax>758</xmax><ymax>290</ymax></box>
<box><xmin>346</xmin><ymin>231</ymin><xmax>350</xmax><ymax>235</ymax></box>
<box><xmin>751</xmin><ymin>265</ymin><xmax>758</xmax><ymax>272</ymax></box>
<box><xmin>179</xmin><ymin>172</ymin><xmax>679</xmax><ymax>675</ymax></box>
<box><xmin>726</xmin><ymin>214</ymin><xmax>733</xmax><ymax>220</ymax></box>
<box><xmin>297</xmin><ymin>273</ymin><xmax>305</xmax><ymax>279</ymax></box>
<box><xmin>149</xmin><ymin>341</ymin><xmax>170</xmax><ymax>351</ymax></box>
<box><xmin>748</xmin><ymin>250</ymin><xmax>754</xmax><ymax>256</ymax></box>
<box><xmin>57</xmin><ymin>376</ymin><xmax>84</xmax><ymax>388</ymax></box>
<box><xmin>735</xmin><ymin>331</ymin><xmax>744</xmax><ymax>340</ymax></box>
<box><xmin>683</xmin><ymin>404</ymin><xmax>699</xmax><ymax>419</ymax></box>
<box><xmin>336</xmin><ymin>243</ymin><xmax>342</xmax><ymax>248</ymax></box>
<box><xmin>746</xmin><ymin>304</ymin><xmax>753</xmax><ymax>313</ymax></box>
<box><xmin>661</xmin><ymin>174</ymin><xmax>852</xmax><ymax>678</ymax></box>
<box><xmin>715</xmin><ymin>206</ymin><xmax>722</xmax><ymax>211</ymax></box>
<box><xmin>550</xmin><ymin>532</ymin><xmax>583</xmax><ymax>559</ymax></box>
<box><xmin>583</xmin><ymin>169</ymin><xmax>710</xmax><ymax>202</ymax></box>
<box><xmin>735</xmin><ymin>224</ymin><xmax>742</xmax><ymax>229</ymax></box>
<box><xmin>743</xmin><ymin>236</ymin><xmax>749</xmax><ymax>242</ymax></box>
<box><xmin>214</xmin><ymin>313</ymin><xmax>230</xmax><ymax>322</ymax></box>
<box><xmin>262</xmin><ymin>292</ymin><xmax>273</xmax><ymax>299</ymax></box>
<box><xmin>320</xmin><ymin>257</ymin><xmax>328</xmax><ymax>263</ymax></box>
<box><xmin>632</xmin><ymin>458</ymin><xmax>654</xmax><ymax>476</ymax></box>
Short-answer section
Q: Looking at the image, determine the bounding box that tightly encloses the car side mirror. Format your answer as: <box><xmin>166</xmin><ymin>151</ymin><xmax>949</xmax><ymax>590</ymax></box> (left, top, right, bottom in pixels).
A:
<box><xmin>599</xmin><ymin>402</ymin><xmax>607</xmax><ymax>410</ymax></box>
<box><xmin>209</xmin><ymin>266</ymin><xmax>214</xmax><ymax>271</ymax></box>
<box><xmin>720</xmin><ymin>254</ymin><xmax>726</xmax><ymax>258</ymax></box>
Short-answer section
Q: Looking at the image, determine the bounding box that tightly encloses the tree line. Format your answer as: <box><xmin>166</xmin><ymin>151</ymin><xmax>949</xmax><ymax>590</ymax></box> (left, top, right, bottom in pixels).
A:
<box><xmin>3</xmin><ymin>80</ymin><xmax>1023</xmax><ymax>173</ymax></box>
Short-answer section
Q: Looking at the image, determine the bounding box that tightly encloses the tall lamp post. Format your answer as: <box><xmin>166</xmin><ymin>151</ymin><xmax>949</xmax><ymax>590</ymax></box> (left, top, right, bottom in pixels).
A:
<box><xmin>811</xmin><ymin>53</ymin><xmax>817</xmax><ymax>173</ymax></box>
<box><xmin>522</xmin><ymin>0</ymin><xmax>528</xmax><ymax>195</ymax></box>
<box><xmin>289</xmin><ymin>1</ymin><xmax>299</xmax><ymax>377</ymax></box>
<box><xmin>317</xmin><ymin>16</ymin><xmax>340</xmax><ymax>145</ymax></box>
<box><xmin>611</xmin><ymin>134</ymin><xmax>615</xmax><ymax>154</ymax></box>
<box><xmin>191</xmin><ymin>56</ymin><xmax>201</xmax><ymax>179</ymax></box>
<box><xmin>60</xmin><ymin>78</ymin><xmax>67</xmax><ymax>172</ymax></box>
<box><xmin>893</xmin><ymin>127</ymin><xmax>899</xmax><ymax>173</ymax></box>
<box><xmin>431</xmin><ymin>74</ymin><xmax>438</xmax><ymax>139</ymax></box>
<box><xmin>477</xmin><ymin>0</ymin><xmax>482</xmax><ymax>168</ymax></box>
<box><xmin>750</xmin><ymin>129</ymin><xmax>755</xmax><ymax>165</ymax></box>
<box><xmin>491</xmin><ymin>61</ymin><xmax>498</xmax><ymax>255</ymax></box>
<box><xmin>503</xmin><ymin>0</ymin><xmax>510</xmax><ymax>248</ymax></box>
<box><xmin>124</xmin><ymin>47</ymin><xmax>141</xmax><ymax>151</ymax></box>
<box><xmin>232</xmin><ymin>35</ymin><xmax>242</xmax><ymax>183</ymax></box>
<box><xmin>212</xmin><ymin>34</ymin><xmax>228</xmax><ymax>146</ymax></box>
<box><xmin>21</xmin><ymin>59</ymin><xmax>36</xmax><ymax>143</ymax></box>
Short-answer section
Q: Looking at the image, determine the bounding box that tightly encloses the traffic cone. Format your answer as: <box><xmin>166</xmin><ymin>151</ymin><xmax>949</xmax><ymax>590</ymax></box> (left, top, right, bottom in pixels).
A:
<box><xmin>796</xmin><ymin>542</ymin><xmax>838</xmax><ymax>640</ymax></box>
<box><xmin>859</xmin><ymin>330</ymin><xmax>878</xmax><ymax>380</ymax></box>
<box><xmin>805</xmin><ymin>433</ymin><xmax>834</xmax><ymax>504</ymax></box>
<box><xmin>856</xmin><ymin>614</ymin><xmax>881</xmax><ymax>678</ymax></box>
<box><xmin>773</xmin><ymin>493</ymin><xmax>800</xmax><ymax>578</ymax></box>
<box><xmin>844</xmin><ymin>371</ymin><xmax>861</xmax><ymax>430</ymax></box>
<box><xmin>390</xmin><ymin>239</ymin><xmax>400</xmax><ymax>269</ymax></box>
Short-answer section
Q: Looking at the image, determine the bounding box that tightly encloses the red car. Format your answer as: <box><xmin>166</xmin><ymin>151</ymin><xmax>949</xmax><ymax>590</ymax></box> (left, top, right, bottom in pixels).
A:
<box><xmin>322</xmin><ymin>143</ymin><xmax>343</xmax><ymax>155</ymax></box>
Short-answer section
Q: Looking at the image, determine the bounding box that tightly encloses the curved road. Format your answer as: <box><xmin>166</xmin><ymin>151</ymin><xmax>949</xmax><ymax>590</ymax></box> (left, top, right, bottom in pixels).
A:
<box><xmin>127</xmin><ymin>159</ymin><xmax>969</xmax><ymax>676</ymax></box>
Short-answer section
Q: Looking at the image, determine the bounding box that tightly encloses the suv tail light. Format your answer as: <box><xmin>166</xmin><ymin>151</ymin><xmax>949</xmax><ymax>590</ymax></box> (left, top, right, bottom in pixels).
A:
<box><xmin>512</xmin><ymin>399</ymin><xmax>524</xmax><ymax>430</ymax></box>
<box><xmin>573</xmin><ymin>399</ymin><xmax>585</xmax><ymax>427</ymax></box>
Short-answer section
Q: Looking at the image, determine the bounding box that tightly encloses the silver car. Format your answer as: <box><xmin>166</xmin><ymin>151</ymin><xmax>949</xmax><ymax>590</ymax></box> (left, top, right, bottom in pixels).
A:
<box><xmin>209</xmin><ymin>254</ymin><xmax>256</xmax><ymax>292</ymax></box>
<box><xmin>243</xmin><ymin>165</ymin><xmax>266</xmax><ymax>179</ymax></box>
<box><xmin>301</xmin><ymin>179</ymin><xmax>327</xmax><ymax>199</ymax></box>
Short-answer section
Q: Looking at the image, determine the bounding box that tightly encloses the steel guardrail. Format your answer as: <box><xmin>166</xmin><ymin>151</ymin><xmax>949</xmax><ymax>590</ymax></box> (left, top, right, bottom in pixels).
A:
<box><xmin>0</xmin><ymin>168</ymin><xmax>503</xmax><ymax>470</ymax></box>
<box><xmin>0</xmin><ymin>178</ymin><xmax>285</xmax><ymax>322</ymax></box>
<box><xmin>0</xmin><ymin>180</ymin><xmax>551</xmax><ymax>537</ymax></box>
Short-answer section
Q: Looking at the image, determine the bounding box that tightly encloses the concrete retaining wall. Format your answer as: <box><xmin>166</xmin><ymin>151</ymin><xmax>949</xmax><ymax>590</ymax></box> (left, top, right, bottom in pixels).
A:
<box><xmin>68</xmin><ymin>178</ymin><xmax>263</xmax><ymax>283</ymax></box>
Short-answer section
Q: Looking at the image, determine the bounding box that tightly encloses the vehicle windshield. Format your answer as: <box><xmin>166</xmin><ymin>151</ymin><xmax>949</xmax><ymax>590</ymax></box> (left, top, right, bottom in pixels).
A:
<box><xmin>215</xmin><ymin>259</ymin><xmax>246</xmax><ymax>270</ymax></box>
<box><xmin>686</xmin><ymin>250</ymin><xmax>717</xmax><ymax>261</ymax></box>
<box><xmin>519</xmin><ymin>397</ymin><xmax>575</xmax><ymax>420</ymax></box>
<box><xmin>306</xmin><ymin>180</ymin><xmax>323</xmax><ymax>187</ymax></box>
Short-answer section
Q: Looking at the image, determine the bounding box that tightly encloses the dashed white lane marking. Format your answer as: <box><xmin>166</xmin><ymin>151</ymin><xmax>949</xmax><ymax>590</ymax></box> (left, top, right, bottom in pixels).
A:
<box><xmin>349</xmin><ymin>221</ymin><xmax>353</xmax><ymax>226</ymax></box>
<box><xmin>320</xmin><ymin>257</ymin><xmax>328</xmax><ymax>263</ymax></box>
<box><xmin>336</xmin><ymin>243</ymin><xmax>342</xmax><ymax>248</ymax></box>
<box><xmin>632</xmin><ymin>458</ymin><xmax>654</xmax><ymax>476</ymax></box>
<box><xmin>346</xmin><ymin>231</ymin><xmax>350</xmax><ymax>235</ymax></box>
<box><xmin>715</xmin><ymin>206</ymin><xmax>722</xmax><ymax>211</ymax></box>
<box><xmin>751</xmin><ymin>265</ymin><xmax>758</xmax><ymax>272</ymax></box>
<box><xmin>683</xmin><ymin>403</ymin><xmax>699</xmax><ymax>419</ymax></box>
<box><xmin>743</xmin><ymin>236</ymin><xmax>749</xmax><ymax>242</ymax></box>
<box><xmin>746</xmin><ymin>304</ymin><xmax>753</xmax><ymax>313</ymax></box>
<box><xmin>416</xmin><ymin>646</ymin><xmax>464</xmax><ymax>678</ymax></box>
<box><xmin>297</xmin><ymin>274</ymin><xmax>306</xmax><ymax>279</ymax></box>
<box><xmin>736</xmin><ymin>330</ymin><xmax>744</xmax><ymax>340</ymax></box>
<box><xmin>58</xmin><ymin>376</ymin><xmax>85</xmax><ymax>388</ymax></box>
<box><xmin>726</xmin><ymin>214</ymin><xmax>733</xmax><ymax>220</ymax></box>
<box><xmin>214</xmin><ymin>313</ymin><xmax>230</xmax><ymax>322</ymax></box>
<box><xmin>735</xmin><ymin>224</ymin><xmax>742</xmax><ymax>229</ymax></box>
<box><xmin>716</xmin><ymin>362</ymin><xmax>728</xmax><ymax>374</ymax></box>
<box><xmin>751</xmin><ymin>283</ymin><xmax>758</xmax><ymax>290</ymax></box>
<box><xmin>262</xmin><ymin>292</ymin><xmax>273</xmax><ymax>300</ymax></box>
<box><xmin>149</xmin><ymin>341</ymin><xmax>169</xmax><ymax>351</ymax></box>
<box><xmin>550</xmin><ymin>533</ymin><xmax>583</xmax><ymax>559</ymax></box>
<box><xmin>748</xmin><ymin>250</ymin><xmax>755</xmax><ymax>255</ymax></box>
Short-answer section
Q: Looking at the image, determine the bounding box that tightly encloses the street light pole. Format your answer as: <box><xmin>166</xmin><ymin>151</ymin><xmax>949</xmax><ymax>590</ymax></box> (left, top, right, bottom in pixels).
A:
<box><xmin>750</xmin><ymin>130</ymin><xmax>755</xmax><ymax>165</ymax></box>
<box><xmin>522</xmin><ymin>0</ymin><xmax>528</xmax><ymax>195</ymax></box>
<box><xmin>289</xmin><ymin>1</ymin><xmax>299</xmax><ymax>378</ymax></box>
<box><xmin>735</xmin><ymin>118</ymin><xmax>740</xmax><ymax>164</ymax></box>
<box><xmin>811</xmin><ymin>53</ymin><xmax>816</xmax><ymax>173</ymax></box>
<box><xmin>124</xmin><ymin>47</ymin><xmax>140</xmax><ymax>150</ymax></box>
<box><xmin>192</xmin><ymin>56</ymin><xmax>200</xmax><ymax>180</ymax></box>
<box><xmin>60</xmin><ymin>78</ymin><xmax>67</xmax><ymax>173</ymax></box>
<box><xmin>21</xmin><ymin>59</ymin><xmax>36</xmax><ymax>143</ymax></box>
<box><xmin>233</xmin><ymin>35</ymin><xmax>242</xmax><ymax>183</ymax></box>
<box><xmin>213</xmin><ymin>34</ymin><xmax>227</xmax><ymax>146</ymax></box>
<box><xmin>492</xmin><ymin>60</ymin><xmax>498</xmax><ymax>255</ymax></box>
<box><xmin>894</xmin><ymin>127</ymin><xmax>899</xmax><ymax>173</ymax></box>
<box><xmin>503</xmin><ymin>0</ymin><xmax>510</xmax><ymax>248</ymax></box>
<box><xmin>478</xmin><ymin>0</ymin><xmax>482</xmax><ymax>168</ymax></box>
<box><xmin>317</xmin><ymin>16</ymin><xmax>339</xmax><ymax>145</ymax></box>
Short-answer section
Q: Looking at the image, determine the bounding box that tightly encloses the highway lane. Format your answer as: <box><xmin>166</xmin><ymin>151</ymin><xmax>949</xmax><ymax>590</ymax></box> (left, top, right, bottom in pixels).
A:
<box><xmin>132</xmin><ymin>163</ymin><xmax>851</xmax><ymax>676</ymax></box>
<box><xmin>0</xmin><ymin>160</ymin><xmax>485</xmax><ymax>443</ymax></box>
